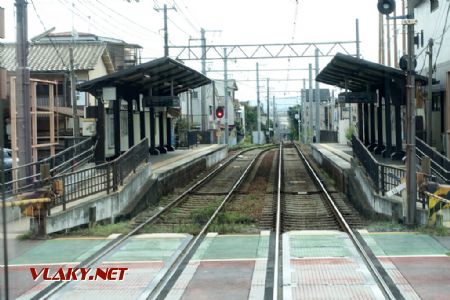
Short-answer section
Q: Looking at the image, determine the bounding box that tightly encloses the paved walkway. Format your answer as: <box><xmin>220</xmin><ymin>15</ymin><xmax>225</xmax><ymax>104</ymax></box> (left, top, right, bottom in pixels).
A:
<box><xmin>361</xmin><ymin>230</ymin><xmax>450</xmax><ymax>299</ymax></box>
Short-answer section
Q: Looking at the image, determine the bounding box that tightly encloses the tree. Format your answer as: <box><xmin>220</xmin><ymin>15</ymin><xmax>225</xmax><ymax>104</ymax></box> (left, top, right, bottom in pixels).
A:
<box><xmin>287</xmin><ymin>105</ymin><xmax>301</xmax><ymax>140</ymax></box>
<box><xmin>244</xmin><ymin>104</ymin><xmax>257</xmax><ymax>132</ymax></box>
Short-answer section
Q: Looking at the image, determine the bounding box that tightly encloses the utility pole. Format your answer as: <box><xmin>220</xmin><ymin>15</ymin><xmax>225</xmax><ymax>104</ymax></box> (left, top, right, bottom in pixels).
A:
<box><xmin>393</xmin><ymin>8</ymin><xmax>399</xmax><ymax>67</ymax></box>
<box><xmin>256</xmin><ymin>62</ymin><xmax>261</xmax><ymax>144</ymax></box>
<box><xmin>308</xmin><ymin>64</ymin><xmax>313</xmax><ymax>143</ymax></box>
<box><xmin>155</xmin><ymin>4</ymin><xmax>175</xmax><ymax>57</ymax></box>
<box><xmin>1</xmin><ymin>5</ymin><xmax>9</xmax><ymax>299</ymax></box>
<box><xmin>405</xmin><ymin>0</ymin><xmax>417</xmax><ymax>225</ymax></box>
<box><xmin>302</xmin><ymin>78</ymin><xmax>306</xmax><ymax>143</ymax></box>
<box><xmin>69</xmin><ymin>47</ymin><xmax>79</xmax><ymax>139</ymax></box>
<box><xmin>386</xmin><ymin>15</ymin><xmax>391</xmax><ymax>66</ymax></box>
<box><xmin>298</xmin><ymin>93</ymin><xmax>301</xmax><ymax>143</ymax></box>
<box><xmin>356</xmin><ymin>19</ymin><xmax>360</xmax><ymax>59</ymax></box>
<box><xmin>426</xmin><ymin>39</ymin><xmax>433</xmax><ymax>146</ymax></box>
<box><xmin>15</xmin><ymin>0</ymin><xmax>32</xmax><ymax>183</ymax></box>
<box><xmin>273</xmin><ymin>95</ymin><xmax>276</xmax><ymax>142</ymax></box>
<box><xmin>223</xmin><ymin>48</ymin><xmax>229</xmax><ymax>145</ymax></box>
<box><xmin>200</xmin><ymin>28</ymin><xmax>207</xmax><ymax>131</ymax></box>
<box><xmin>266</xmin><ymin>78</ymin><xmax>270</xmax><ymax>143</ymax></box>
<box><xmin>315</xmin><ymin>48</ymin><xmax>320</xmax><ymax>143</ymax></box>
<box><xmin>379</xmin><ymin>13</ymin><xmax>385</xmax><ymax>64</ymax></box>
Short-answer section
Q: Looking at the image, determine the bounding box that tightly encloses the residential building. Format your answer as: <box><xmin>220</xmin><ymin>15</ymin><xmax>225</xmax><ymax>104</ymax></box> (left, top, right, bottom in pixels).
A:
<box><xmin>414</xmin><ymin>0</ymin><xmax>450</xmax><ymax>155</ymax></box>
<box><xmin>0</xmin><ymin>31</ymin><xmax>141</xmax><ymax>159</ymax></box>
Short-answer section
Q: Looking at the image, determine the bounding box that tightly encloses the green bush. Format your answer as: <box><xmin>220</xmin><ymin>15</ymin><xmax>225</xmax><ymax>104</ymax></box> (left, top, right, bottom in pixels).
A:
<box><xmin>345</xmin><ymin>126</ymin><xmax>355</xmax><ymax>141</ymax></box>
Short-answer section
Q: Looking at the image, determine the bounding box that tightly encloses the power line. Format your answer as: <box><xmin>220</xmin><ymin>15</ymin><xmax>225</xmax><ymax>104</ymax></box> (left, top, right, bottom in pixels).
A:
<box><xmin>172</xmin><ymin>0</ymin><xmax>201</xmax><ymax>32</ymax></box>
<box><xmin>95</xmin><ymin>0</ymin><xmax>160</xmax><ymax>37</ymax></box>
<box><xmin>434</xmin><ymin>2</ymin><xmax>450</xmax><ymax>70</ymax></box>
<box><xmin>30</xmin><ymin>0</ymin><xmax>68</xmax><ymax>69</ymax></box>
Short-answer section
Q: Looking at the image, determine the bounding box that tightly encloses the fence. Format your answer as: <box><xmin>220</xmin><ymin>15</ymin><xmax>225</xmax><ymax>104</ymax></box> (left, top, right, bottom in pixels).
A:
<box><xmin>52</xmin><ymin>138</ymin><xmax>149</xmax><ymax>210</ymax></box>
<box><xmin>2</xmin><ymin>137</ymin><xmax>96</xmax><ymax>196</ymax></box>
<box><xmin>320</xmin><ymin>130</ymin><xmax>338</xmax><ymax>143</ymax></box>
<box><xmin>352</xmin><ymin>135</ymin><xmax>406</xmax><ymax>195</ymax></box>
<box><xmin>416</xmin><ymin>137</ymin><xmax>450</xmax><ymax>183</ymax></box>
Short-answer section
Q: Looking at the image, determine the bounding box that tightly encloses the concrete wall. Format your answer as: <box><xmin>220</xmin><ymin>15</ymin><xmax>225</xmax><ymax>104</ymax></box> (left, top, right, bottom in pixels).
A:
<box><xmin>311</xmin><ymin>144</ymin><xmax>440</xmax><ymax>225</ymax></box>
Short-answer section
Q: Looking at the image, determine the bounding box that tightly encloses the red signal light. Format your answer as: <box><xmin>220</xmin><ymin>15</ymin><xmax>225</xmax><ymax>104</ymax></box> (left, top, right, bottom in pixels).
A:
<box><xmin>216</xmin><ymin>106</ymin><xmax>224</xmax><ymax>119</ymax></box>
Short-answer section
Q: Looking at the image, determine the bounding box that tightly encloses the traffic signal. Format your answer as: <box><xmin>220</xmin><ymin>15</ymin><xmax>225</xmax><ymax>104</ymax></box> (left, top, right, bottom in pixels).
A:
<box><xmin>377</xmin><ymin>0</ymin><xmax>396</xmax><ymax>15</ymax></box>
<box><xmin>216</xmin><ymin>106</ymin><xmax>224</xmax><ymax>119</ymax></box>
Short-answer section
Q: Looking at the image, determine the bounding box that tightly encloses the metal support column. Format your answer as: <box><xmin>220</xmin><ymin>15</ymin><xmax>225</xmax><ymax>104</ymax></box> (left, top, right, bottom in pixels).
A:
<box><xmin>113</xmin><ymin>96</ymin><xmax>121</xmax><ymax>157</ymax></box>
<box><xmin>158</xmin><ymin>111</ymin><xmax>167</xmax><ymax>153</ymax></box>
<box><xmin>375</xmin><ymin>90</ymin><xmax>385</xmax><ymax>154</ymax></box>
<box><xmin>382</xmin><ymin>77</ymin><xmax>393</xmax><ymax>158</ymax></box>
<box><xmin>392</xmin><ymin>102</ymin><xmax>404</xmax><ymax>160</ymax></box>
<box><xmin>370</xmin><ymin>102</ymin><xmax>376</xmax><ymax>148</ymax></box>
<box><xmin>95</xmin><ymin>97</ymin><xmax>106</xmax><ymax>162</ymax></box>
<box><xmin>363</xmin><ymin>103</ymin><xmax>369</xmax><ymax>145</ymax></box>
<box><xmin>358</xmin><ymin>104</ymin><xmax>363</xmax><ymax>140</ymax></box>
<box><xmin>127</xmin><ymin>98</ymin><xmax>134</xmax><ymax>148</ymax></box>
<box><xmin>139</xmin><ymin>95</ymin><xmax>145</xmax><ymax>141</ymax></box>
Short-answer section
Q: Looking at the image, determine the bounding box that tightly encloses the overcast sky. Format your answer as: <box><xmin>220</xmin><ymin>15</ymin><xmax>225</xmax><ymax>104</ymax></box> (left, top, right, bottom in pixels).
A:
<box><xmin>1</xmin><ymin>0</ymin><xmax>383</xmax><ymax>108</ymax></box>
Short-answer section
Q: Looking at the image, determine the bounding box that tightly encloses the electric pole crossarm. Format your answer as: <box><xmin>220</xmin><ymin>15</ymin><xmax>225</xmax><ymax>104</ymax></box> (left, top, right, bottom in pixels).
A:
<box><xmin>170</xmin><ymin>41</ymin><xmax>358</xmax><ymax>60</ymax></box>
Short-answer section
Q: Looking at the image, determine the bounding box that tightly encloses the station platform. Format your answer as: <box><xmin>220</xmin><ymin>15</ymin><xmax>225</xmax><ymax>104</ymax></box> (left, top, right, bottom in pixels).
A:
<box><xmin>2</xmin><ymin>144</ymin><xmax>227</xmax><ymax>237</ymax></box>
<box><xmin>311</xmin><ymin>142</ymin><xmax>405</xmax><ymax>169</ymax></box>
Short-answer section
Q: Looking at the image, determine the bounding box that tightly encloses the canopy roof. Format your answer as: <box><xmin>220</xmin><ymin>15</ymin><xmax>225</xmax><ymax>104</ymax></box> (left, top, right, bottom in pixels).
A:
<box><xmin>77</xmin><ymin>56</ymin><xmax>210</xmax><ymax>96</ymax></box>
<box><xmin>316</xmin><ymin>53</ymin><xmax>430</xmax><ymax>92</ymax></box>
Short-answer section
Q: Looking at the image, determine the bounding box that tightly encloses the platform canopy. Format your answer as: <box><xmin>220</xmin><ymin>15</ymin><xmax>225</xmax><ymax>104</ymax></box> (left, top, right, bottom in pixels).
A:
<box><xmin>77</xmin><ymin>56</ymin><xmax>211</xmax><ymax>96</ymax></box>
<box><xmin>316</xmin><ymin>53</ymin><xmax>429</xmax><ymax>93</ymax></box>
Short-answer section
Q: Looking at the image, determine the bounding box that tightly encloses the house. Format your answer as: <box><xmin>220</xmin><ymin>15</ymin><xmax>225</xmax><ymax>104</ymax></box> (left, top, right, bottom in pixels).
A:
<box><xmin>0</xmin><ymin>32</ymin><xmax>141</xmax><ymax>159</ymax></box>
<box><xmin>179</xmin><ymin>79</ymin><xmax>239</xmax><ymax>145</ymax></box>
<box><xmin>414</xmin><ymin>0</ymin><xmax>450</xmax><ymax>155</ymax></box>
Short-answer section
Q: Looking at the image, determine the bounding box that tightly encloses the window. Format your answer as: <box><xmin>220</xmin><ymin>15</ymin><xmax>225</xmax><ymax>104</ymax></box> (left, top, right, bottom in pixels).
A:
<box><xmin>431</xmin><ymin>0</ymin><xmax>439</xmax><ymax>12</ymax></box>
<box><xmin>192</xmin><ymin>91</ymin><xmax>199</xmax><ymax>99</ymax></box>
<box><xmin>432</xmin><ymin>93</ymin><xmax>441</xmax><ymax>111</ymax></box>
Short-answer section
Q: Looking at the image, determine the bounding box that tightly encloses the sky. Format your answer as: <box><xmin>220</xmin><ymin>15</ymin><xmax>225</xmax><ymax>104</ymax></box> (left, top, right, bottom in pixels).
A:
<box><xmin>0</xmin><ymin>0</ymin><xmax>382</xmax><ymax>110</ymax></box>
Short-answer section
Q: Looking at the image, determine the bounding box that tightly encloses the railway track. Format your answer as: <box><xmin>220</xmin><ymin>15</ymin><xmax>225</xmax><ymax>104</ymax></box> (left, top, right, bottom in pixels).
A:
<box><xmin>33</xmin><ymin>143</ymin><xmax>404</xmax><ymax>300</ymax></box>
<box><xmin>271</xmin><ymin>142</ymin><xmax>403</xmax><ymax>300</ymax></box>
<box><xmin>32</xmin><ymin>146</ymin><xmax>272</xmax><ymax>299</ymax></box>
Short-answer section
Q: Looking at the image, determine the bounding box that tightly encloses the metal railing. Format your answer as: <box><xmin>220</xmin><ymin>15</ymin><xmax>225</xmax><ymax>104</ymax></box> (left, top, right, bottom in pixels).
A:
<box><xmin>416</xmin><ymin>137</ymin><xmax>450</xmax><ymax>183</ymax></box>
<box><xmin>1</xmin><ymin>137</ymin><xmax>96</xmax><ymax>196</ymax></box>
<box><xmin>352</xmin><ymin>135</ymin><xmax>406</xmax><ymax>196</ymax></box>
<box><xmin>52</xmin><ymin>138</ymin><xmax>149</xmax><ymax>210</ymax></box>
<box><xmin>352</xmin><ymin>135</ymin><xmax>380</xmax><ymax>193</ymax></box>
<box><xmin>380</xmin><ymin>163</ymin><xmax>405</xmax><ymax>195</ymax></box>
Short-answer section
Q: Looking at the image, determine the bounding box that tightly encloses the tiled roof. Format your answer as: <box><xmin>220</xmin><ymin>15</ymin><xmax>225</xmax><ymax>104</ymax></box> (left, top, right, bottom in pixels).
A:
<box><xmin>0</xmin><ymin>42</ymin><xmax>113</xmax><ymax>73</ymax></box>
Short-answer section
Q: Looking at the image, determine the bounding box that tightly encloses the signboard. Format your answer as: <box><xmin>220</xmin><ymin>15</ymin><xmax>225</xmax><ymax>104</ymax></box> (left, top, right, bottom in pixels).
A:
<box><xmin>386</xmin><ymin>183</ymin><xmax>406</xmax><ymax>197</ymax></box>
<box><xmin>82</xmin><ymin>118</ymin><xmax>96</xmax><ymax>136</ymax></box>
<box><xmin>102</xmin><ymin>87</ymin><xmax>116</xmax><ymax>101</ymax></box>
<box><xmin>338</xmin><ymin>92</ymin><xmax>376</xmax><ymax>103</ymax></box>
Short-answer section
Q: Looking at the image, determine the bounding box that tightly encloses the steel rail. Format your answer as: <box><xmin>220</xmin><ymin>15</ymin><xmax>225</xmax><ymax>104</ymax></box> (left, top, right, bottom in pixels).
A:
<box><xmin>293</xmin><ymin>143</ymin><xmax>398</xmax><ymax>300</ymax></box>
<box><xmin>32</xmin><ymin>146</ymin><xmax>269</xmax><ymax>299</ymax></box>
<box><xmin>273</xmin><ymin>143</ymin><xmax>282</xmax><ymax>300</ymax></box>
<box><xmin>145</xmin><ymin>149</ymin><xmax>267</xmax><ymax>300</ymax></box>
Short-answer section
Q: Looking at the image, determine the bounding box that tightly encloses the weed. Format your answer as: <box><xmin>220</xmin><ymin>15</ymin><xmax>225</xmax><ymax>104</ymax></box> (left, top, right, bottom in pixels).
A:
<box><xmin>67</xmin><ymin>222</ymin><xmax>132</xmax><ymax>237</ymax></box>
